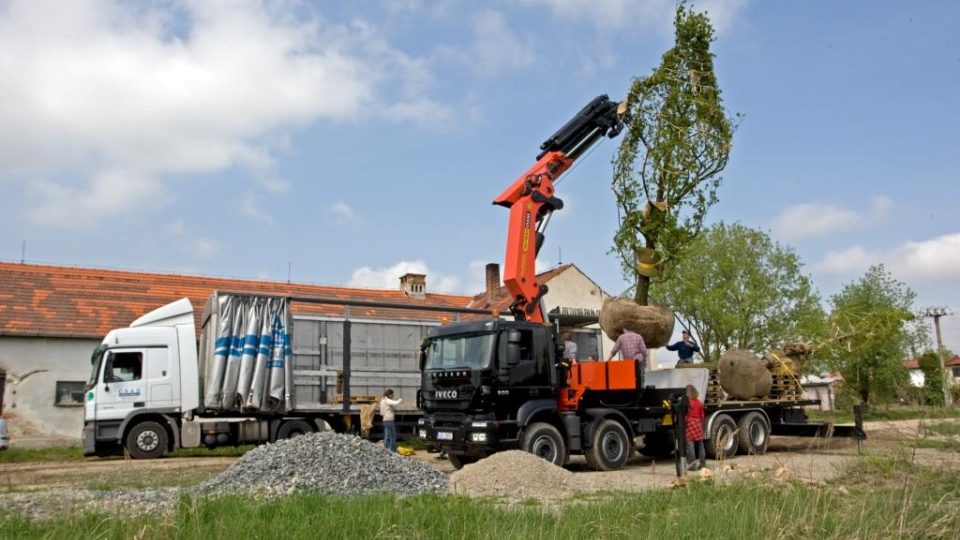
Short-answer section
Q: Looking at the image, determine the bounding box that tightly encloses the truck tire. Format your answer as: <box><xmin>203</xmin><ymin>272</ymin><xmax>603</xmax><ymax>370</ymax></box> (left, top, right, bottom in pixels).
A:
<box><xmin>585</xmin><ymin>420</ymin><xmax>630</xmax><ymax>471</ymax></box>
<box><xmin>126</xmin><ymin>421</ymin><xmax>168</xmax><ymax>460</ymax></box>
<box><xmin>448</xmin><ymin>453</ymin><xmax>480</xmax><ymax>470</ymax></box>
<box><xmin>705</xmin><ymin>414</ymin><xmax>738</xmax><ymax>460</ymax></box>
<box><xmin>521</xmin><ymin>422</ymin><xmax>568</xmax><ymax>467</ymax></box>
<box><xmin>276</xmin><ymin>419</ymin><xmax>314</xmax><ymax>440</ymax></box>
<box><xmin>737</xmin><ymin>412</ymin><xmax>770</xmax><ymax>455</ymax></box>
<box><xmin>639</xmin><ymin>430</ymin><xmax>675</xmax><ymax>458</ymax></box>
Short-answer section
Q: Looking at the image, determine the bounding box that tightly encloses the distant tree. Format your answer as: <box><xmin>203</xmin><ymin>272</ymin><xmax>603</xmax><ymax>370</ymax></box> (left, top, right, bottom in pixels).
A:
<box><xmin>651</xmin><ymin>223</ymin><xmax>824</xmax><ymax>363</ymax></box>
<box><xmin>822</xmin><ymin>265</ymin><xmax>927</xmax><ymax>407</ymax></box>
<box><xmin>917</xmin><ymin>350</ymin><xmax>945</xmax><ymax>406</ymax></box>
<box><xmin>612</xmin><ymin>3</ymin><xmax>736</xmax><ymax>306</ymax></box>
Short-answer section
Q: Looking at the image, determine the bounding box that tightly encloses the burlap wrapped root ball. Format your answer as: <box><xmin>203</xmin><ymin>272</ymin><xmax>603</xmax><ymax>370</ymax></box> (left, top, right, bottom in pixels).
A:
<box><xmin>599</xmin><ymin>297</ymin><xmax>675</xmax><ymax>349</ymax></box>
<box><xmin>763</xmin><ymin>343</ymin><xmax>814</xmax><ymax>374</ymax></box>
<box><xmin>718</xmin><ymin>349</ymin><xmax>772</xmax><ymax>400</ymax></box>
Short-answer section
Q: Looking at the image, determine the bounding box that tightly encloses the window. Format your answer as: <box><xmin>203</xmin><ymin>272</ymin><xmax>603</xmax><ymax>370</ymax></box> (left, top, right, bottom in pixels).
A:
<box><xmin>952</xmin><ymin>367</ymin><xmax>960</xmax><ymax>378</ymax></box>
<box><xmin>55</xmin><ymin>381</ymin><xmax>85</xmax><ymax>407</ymax></box>
<box><xmin>105</xmin><ymin>351</ymin><xmax>143</xmax><ymax>383</ymax></box>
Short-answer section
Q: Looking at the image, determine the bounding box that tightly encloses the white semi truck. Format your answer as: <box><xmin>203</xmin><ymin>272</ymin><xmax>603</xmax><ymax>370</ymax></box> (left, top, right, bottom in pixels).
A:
<box><xmin>83</xmin><ymin>291</ymin><xmax>434</xmax><ymax>458</ymax></box>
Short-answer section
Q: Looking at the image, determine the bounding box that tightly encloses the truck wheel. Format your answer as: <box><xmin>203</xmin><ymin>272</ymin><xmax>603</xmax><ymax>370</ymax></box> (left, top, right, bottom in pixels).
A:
<box><xmin>737</xmin><ymin>412</ymin><xmax>770</xmax><ymax>455</ymax></box>
<box><xmin>585</xmin><ymin>420</ymin><xmax>630</xmax><ymax>471</ymax></box>
<box><xmin>705</xmin><ymin>414</ymin><xmax>738</xmax><ymax>460</ymax></box>
<box><xmin>448</xmin><ymin>453</ymin><xmax>480</xmax><ymax>469</ymax></box>
<box><xmin>521</xmin><ymin>422</ymin><xmax>568</xmax><ymax>467</ymax></box>
<box><xmin>276</xmin><ymin>419</ymin><xmax>314</xmax><ymax>440</ymax></box>
<box><xmin>639</xmin><ymin>430</ymin><xmax>675</xmax><ymax>458</ymax></box>
<box><xmin>126</xmin><ymin>421</ymin><xmax>168</xmax><ymax>460</ymax></box>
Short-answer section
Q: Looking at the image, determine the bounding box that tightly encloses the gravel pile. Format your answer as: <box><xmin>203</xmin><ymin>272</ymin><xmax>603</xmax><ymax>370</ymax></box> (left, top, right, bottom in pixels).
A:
<box><xmin>195</xmin><ymin>432</ymin><xmax>447</xmax><ymax>498</ymax></box>
<box><xmin>449</xmin><ymin>451</ymin><xmax>574</xmax><ymax>500</ymax></box>
<box><xmin>0</xmin><ymin>488</ymin><xmax>179</xmax><ymax>520</ymax></box>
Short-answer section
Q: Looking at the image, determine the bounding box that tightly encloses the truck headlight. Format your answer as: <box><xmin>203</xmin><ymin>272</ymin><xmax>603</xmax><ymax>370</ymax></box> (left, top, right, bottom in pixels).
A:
<box><xmin>419</xmin><ymin>429</ymin><xmax>427</xmax><ymax>439</ymax></box>
<box><xmin>418</xmin><ymin>418</ymin><xmax>425</xmax><ymax>425</ymax></box>
<box><xmin>470</xmin><ymin>432</ymin><xmax>487</xmax><ymax>443</ymax></box>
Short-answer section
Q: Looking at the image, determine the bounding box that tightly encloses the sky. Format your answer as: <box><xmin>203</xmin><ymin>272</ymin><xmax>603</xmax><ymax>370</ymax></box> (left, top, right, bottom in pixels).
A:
<box><xmin>1</xmin><ymin>0</ymin><xmax>958</xmax><ymax>354</ymax></box>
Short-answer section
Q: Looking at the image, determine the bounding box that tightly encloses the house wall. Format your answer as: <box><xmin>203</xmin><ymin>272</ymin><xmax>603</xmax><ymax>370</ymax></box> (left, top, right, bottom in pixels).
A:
<box><xmin>0</xmin><ymin>336</ymin><xmax>100</xmax><ymax>439</ymax></box>
<box><xmin>802</xmin><ymin>383</ymin><xmax>835</xmax><ymax>411</ymax></box>
<box><xmin>541</xmin><ymin>267</ymin><xmax>615</xmax><ymax>359</ymax></box>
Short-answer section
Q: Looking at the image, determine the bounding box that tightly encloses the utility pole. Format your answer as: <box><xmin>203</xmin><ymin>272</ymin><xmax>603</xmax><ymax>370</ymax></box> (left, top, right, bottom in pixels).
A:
<box><xmin>921</xmin><ymin>307</ymin><xmax>953</xmax><ymax>406</ymax></box>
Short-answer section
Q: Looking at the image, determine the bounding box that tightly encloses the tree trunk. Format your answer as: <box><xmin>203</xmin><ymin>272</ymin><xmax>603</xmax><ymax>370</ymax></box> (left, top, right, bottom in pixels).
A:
<box><xmin>635</xmin><ymin>275</ymin><xmax>650</xmax><ymax>305</ymax></box>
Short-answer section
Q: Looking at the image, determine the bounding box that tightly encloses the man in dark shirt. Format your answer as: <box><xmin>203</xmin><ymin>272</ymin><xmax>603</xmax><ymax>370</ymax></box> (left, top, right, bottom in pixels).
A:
<box><xmin>666</xmin><ymin>330</ymin><xmax>700</xmax><ymax>365</ymax></box>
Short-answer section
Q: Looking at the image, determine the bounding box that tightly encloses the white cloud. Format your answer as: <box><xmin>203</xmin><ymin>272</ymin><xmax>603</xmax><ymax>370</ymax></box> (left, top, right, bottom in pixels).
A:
<box><xmin>813</xmin><ymin>232</ymin><xmax>960</xmax><ymax>284</ymax></box>
<box><xmin>0</xmin><ymin>0</ymin><xmax>444</xmax><ymax>227</ymax></box>
<box><xmin>327</xmin><ymin>201</ymin><xmax>358</xmax><ymax>224</ymax></box>
<box><xmin>773</xmin><ymin>202</ymin><xmax>861</xmax><ymax>241</ymax></box>
<box><xmin>773</xmin><ymin>196</ymin><xmax>895</xmax><ymax>242</ymax></box>
<box><xmin>470</xmin><ymin>10</ymin><xmax>536</xmax><ymax>76</ymax></box>
<box><xmin>240</xmin><ymin>193</ymin><xmax>274</xmax><ymax>225</ymax></box>
<box><xmin>191</xmin><ymin>238</ymin><xmax>221</xmax><ymax>261</ymax></box>
<box><xmin>347</xmin><ymin>260</ymin><xmax>463</xmax><ymax>293</ymax></box>
<box><xmin>518</xmin><ymin>0</ymin><xmax>746</xmax><ymax>35</ymax></box>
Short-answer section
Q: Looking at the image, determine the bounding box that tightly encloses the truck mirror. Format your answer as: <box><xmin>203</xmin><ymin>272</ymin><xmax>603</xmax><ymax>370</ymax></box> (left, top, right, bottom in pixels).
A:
<box><xmin>418</xmin><ymin>350</ymin><xmax>426</xmax><ymax>371</ymax></box>
<box><xmin>507</xmin><ymin>343</ymin><xmax>520</xmax><ymax>366</ymax></box>
<box><xmin>507</xmin><ymin>330</ymin><xmax>522</xmax><ymax>344</ymax></box>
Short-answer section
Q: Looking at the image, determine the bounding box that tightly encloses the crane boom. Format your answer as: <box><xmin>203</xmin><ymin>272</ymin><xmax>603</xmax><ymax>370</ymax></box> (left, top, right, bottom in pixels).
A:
<box><xmin>493</xmin><ymin>95</ymin><xmax>624</xmax><ymax>322</ymax></box>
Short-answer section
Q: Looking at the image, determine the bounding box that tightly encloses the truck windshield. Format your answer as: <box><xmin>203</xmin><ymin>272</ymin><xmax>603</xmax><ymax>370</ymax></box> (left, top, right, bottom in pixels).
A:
<box><xmin>87</xmin><ymin>344</ymin><xmax>107</xmax><ymax>390</ymax></box>
<box><xmin>424</xmin><ymin>332</ymin><xmax>495</xmax><ymax>371</ymax></box>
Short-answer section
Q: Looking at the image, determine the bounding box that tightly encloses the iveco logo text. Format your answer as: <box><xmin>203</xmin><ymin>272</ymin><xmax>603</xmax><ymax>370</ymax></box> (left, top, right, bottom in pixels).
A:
<box><xmin>435</xmin><ymin>390</ymin><xmax>458</xmax><ymax>399</ymax></box>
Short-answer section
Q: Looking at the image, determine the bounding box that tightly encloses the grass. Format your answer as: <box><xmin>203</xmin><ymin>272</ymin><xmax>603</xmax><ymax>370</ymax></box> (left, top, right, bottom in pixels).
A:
<box><xmin>807</xmin><ymin>405</ymin><xmax>960</xmax><ymax>425</ymax></box>
<box><xmin>3</xmin><ymin>459</ymin><xmax>959</xmax><ymax>539</ymax></box>
<box><xmin>0</xmin><ymin>444</ymin><xmax>252</xmax><ymax>464</ymax></box>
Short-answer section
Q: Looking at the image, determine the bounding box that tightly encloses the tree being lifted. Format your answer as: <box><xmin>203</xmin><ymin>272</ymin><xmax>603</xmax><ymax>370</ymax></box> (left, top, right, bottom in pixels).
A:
<box><xmin>602</xmin><ymin>3</ymin><xmax>736</xmax><ymax>347</ymax></box>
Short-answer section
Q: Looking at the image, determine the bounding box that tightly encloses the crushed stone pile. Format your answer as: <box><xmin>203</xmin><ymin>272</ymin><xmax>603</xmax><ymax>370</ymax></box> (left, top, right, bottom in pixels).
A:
<box><xmin>449</xmin><ymin>450</ymin><xmax>575</xmax><ymax>500</ymax></box>
<box><xmin>196</xmin><ymin>432</ymin><xmax>447</xmax><ymax>498</ymax></box>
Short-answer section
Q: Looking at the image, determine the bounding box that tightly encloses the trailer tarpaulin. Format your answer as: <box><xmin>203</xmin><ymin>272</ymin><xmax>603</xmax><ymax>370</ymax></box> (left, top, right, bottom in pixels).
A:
<box><xmin>202</xmin><ymin>293</ymin><xmax>293</xmax><ymax>412</ymax></box>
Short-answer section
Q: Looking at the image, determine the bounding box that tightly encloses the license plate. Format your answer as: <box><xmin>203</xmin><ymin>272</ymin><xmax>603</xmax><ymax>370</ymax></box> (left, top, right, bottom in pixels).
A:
<box><xmin>436</xmin><ymin>431</ymin><xmax>454</xmax><ymax>441</ymax></box>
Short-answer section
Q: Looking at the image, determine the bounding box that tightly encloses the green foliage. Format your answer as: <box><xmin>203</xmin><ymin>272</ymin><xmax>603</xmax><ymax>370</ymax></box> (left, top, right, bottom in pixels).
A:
<box><xmin>612</xmin><ymin>3</ymin><xmax>736</xmax><ymax>305</ymax></box>
<box><xmin>918</xmin><ymin>350</ymin><xmax>945</xmax><ymax>406</ymax></box>
<box><xmin>650</xmin><ymin>222</ymin><xmax>823</xmax><ymax>363</ymax></box>
<box><xmin>822</xmin><ymin>265</ymin><xmax>927</xmax><ymax>406</ymax></box>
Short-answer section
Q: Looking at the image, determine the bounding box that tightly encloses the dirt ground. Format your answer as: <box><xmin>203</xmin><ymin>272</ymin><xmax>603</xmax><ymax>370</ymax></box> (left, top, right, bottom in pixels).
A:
<box><xmin>1</xmin><ymin>419</ymin><xmax>957</xmax><ymax>498</ymax></box>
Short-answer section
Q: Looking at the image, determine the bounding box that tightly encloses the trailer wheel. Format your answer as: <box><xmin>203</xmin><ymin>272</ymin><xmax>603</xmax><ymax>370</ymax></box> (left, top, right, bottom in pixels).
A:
<box><xmin>276</xmin><ymin>419</ymin><xmax>314</xmax><ymax>440</ymax></box>
<box><xmin>705</xmin><ymin>414</ymin><xmax>738</xmax><ymax>460</ymax></box>
<box><xmin>639</xmin><ymin>430</ymin><xmax>675</xmax><ymax>458</ymax></box>
<box><xmin>521</xmin><ymin>422</ymin><xmax>568</xmax><ymax>466</ymax></box>
<box><xmin>585</xmin><ymin>420</ymin><xmax>630</xmax><ymax>471</ymax></box>
<box><xmin>126</xmin><ymin>421</ymin><xmax>168</xmax><ymax>460</ymax></box>
<box><xmin>737</xmin><ymin>412</ymin><xmax>769</xmax><ymax>455</ymax></box>
<box><xmin>448</xmin><ymin>453</ymin><xmax>480</xmax><ymax>470</ymax></box>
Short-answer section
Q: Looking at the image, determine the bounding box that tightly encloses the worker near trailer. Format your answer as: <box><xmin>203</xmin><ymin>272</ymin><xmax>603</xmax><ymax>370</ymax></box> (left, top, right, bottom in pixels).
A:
<box><xmin>684</xmin><ymin>384</ymin><xmax>706</xmax><ymax>471</ymax></box>
<box><xmin>666</xmin><ymin>330</ymin><xmax>700</xmax><ymax>365</ymax></box>
<box><xmin>608</xmin><ymin>326</ymin><xmax>648</xmax><ymax>367</ymax></box>
<box><xmin>561</xmin><ymin>332</ymin><xmax>578</xmax><ymax>364</ymax></box>
<box><xmin>380</xmin><ymin>389</ymin><xmax>402</xmax><ymax>453</ymax></box>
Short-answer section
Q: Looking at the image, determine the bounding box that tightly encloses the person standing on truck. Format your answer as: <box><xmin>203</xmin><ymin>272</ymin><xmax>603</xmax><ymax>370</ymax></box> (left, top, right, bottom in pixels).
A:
<box><xmin>608</xmin><ymin>327</ymin><xmax>648</xmax><ymax>367</ymax></box>
<box><xmin>666</xmin><ymin>330</ymin><xmax>700</xmax><ymax>365</ymax></box>
<box><xmin>685</xmin><ymin>384</ymin><xmax>706</xmax><ymax>471</ymax></box>
<box><xmin>561</xmin><ymin>332</ymin><xmax>578</xmax><ymax>364</ymax></box>
<box><xmin>380</xmin><ymin>389</ymin><xmax>402</xmax><ymax>453</ymax></box>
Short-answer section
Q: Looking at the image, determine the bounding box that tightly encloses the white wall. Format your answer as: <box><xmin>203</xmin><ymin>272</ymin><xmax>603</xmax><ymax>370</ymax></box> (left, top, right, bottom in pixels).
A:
<box><xmin>0</xmin><ymin>337</ymin><xmax>99</xmax><ymax>439</ymax></box>
<box><xmin>541</xmin><ymin>266</ymin><xmax>615</xmax><ymax>358</ymax></box>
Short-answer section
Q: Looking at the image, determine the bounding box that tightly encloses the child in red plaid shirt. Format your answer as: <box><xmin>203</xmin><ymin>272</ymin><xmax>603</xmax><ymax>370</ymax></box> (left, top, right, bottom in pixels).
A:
<box><xmin>685</xmin><ymin>384</ymin><xmax>706</xmax><ymax>471</ymax></box>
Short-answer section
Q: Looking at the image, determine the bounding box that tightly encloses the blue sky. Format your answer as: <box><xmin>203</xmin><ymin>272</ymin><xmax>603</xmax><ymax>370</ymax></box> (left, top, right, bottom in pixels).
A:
<box><xmin>1</xmin><ymin>0</ymin><xmax>958</xmax><ymax>352</ymax></box>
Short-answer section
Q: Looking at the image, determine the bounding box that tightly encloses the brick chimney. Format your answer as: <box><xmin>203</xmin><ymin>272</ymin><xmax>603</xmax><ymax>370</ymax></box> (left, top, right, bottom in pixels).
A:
<box><xmin>485</xmin><ymin>263</ymin><xmax>501</xmax><ymax>303</ymax></box>
<box><xmin>400</xmin><ymin>273</ymin><xmax>426</xmax><ymax>299</ymax></box>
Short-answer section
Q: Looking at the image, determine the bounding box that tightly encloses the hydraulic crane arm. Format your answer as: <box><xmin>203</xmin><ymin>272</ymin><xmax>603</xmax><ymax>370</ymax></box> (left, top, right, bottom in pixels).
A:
<box><xmin>493</xmin><ymin>95</ymin><xmax>624</xmax><ymax>323</ymax></box>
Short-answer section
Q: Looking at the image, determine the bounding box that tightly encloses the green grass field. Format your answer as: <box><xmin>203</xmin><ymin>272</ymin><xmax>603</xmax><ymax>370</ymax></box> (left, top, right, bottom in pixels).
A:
<box><xmin>0</xmin><ymin>445</ymin><xmax>253</xmax><ymax>463</ymax></box>
<box><xmin>3</xmin><ymin>456</ymin><xmax>958</xmax><ymax>540</ymax></box>
<box><xmin>807</xmin><ymin>405</ymin><xmax>960</xmax><ymax>425</ymax></box>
